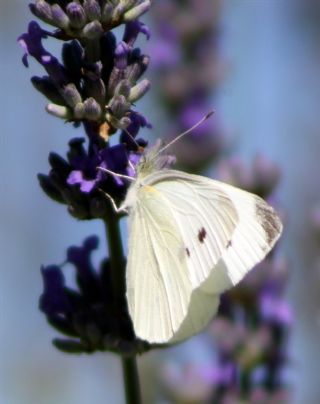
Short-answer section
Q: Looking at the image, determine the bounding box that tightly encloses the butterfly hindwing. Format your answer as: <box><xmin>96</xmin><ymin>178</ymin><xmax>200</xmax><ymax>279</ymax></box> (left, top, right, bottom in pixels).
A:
<box><xmin>148</xmin><ymin>171</ymin><xmax>282</xmax><ymax>295</ymax></box>
<box><xmin>146</xmin><ymin>171</ymin><xmax>239</xmax><ymax>292</ymax></box>
<box><xmin>170</xmin><ymin>288</ymin><xmax>220</xmax><ymax>343</ymax></box>
<box><xmin>149</xmin><ymin>171</ymin><xmax>239</xmax><ymax>289</ymax></box>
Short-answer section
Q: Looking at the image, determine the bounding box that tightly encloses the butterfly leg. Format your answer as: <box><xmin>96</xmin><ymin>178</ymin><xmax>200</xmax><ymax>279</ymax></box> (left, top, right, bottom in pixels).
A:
<box><xmin>97</xmin><ymin>166</ymin><xmax>134</xmax><ymax>182</ymax></box>
<box><xmin>98</xmin><ymin>188</ymin><xmax>125</xmax><ymax>214</ymax></box>
<box><xmin>128</xmin><ymin>159</ymin><xmax>136</xmax><ymax>176</ymax></box>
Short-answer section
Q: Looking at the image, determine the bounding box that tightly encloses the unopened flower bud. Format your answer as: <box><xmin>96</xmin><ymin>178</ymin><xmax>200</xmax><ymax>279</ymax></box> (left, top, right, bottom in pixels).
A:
<box><xmin>112</xmin><ymin>3</ymin><xmax>126</xmax><ymax>23</ymax></box>
<box><xmin>46</xmin><ymin>104</ymin><xmax>72</xmax><ymax>119</ymax></box>
<box><xmin>83</xmin><ymin>97</ymin><xmax>102</xmax><ymax>120</ymax></box>
<box><xmin>61</xmin><ymin>83</ymin><xmax>82</xmax><ymax>108</ymax></box>
<box><xmin>66</xmin><ymin>2</ymin><xmax>87</xmax><ymax>29</ymax></box>
<box><xmin>123</xmin><ymin>1</ymin><xmax>151</xmax><ymax>22</ymax></box>
<box><xmin>83</xmin><ymin>0</ymin><xmax>101</xmax><ymax>21</ymax></box>
<box><xmin>31</xmin><ymin>0</ymin><xmax>53</xmax><ymax>24</ymax></box>
<box><xmin>51</xmin><ymin>4</ymin><xmax>70</xmax><ymax>29</ymax></box>
<box><xmin>74</xmin><ymin>102</ymin><xmax>85</xmax><ymax>119</ymax></box>
<box><xmin>82</xmin><ymin>20</ymin><xmax>103</xmax><ymax>39</ymax></box>
<box><xmin>62</xmin><ymin>41</ymin><xmax>84</xmax><ymax>75</ymax></box>
<box><xmin>128</xmin><ymin>79</ymin><xmax>150</xmax><ymax>103</ymax></box>
<box><xmin>117</xmin><ymin>116</ymin><xmax>131</xmax><ymax>129</ymax></box>
<box><xmin>85</xmin><ymin>79</ymin><xmax>106</xmax><ymax>105</ymax></box>
<box><xmin>126</xmin><ymin>55</ymin><xmax>149</xmax><ymax>81</ymax></box>
<box><xmin>109</xmin><ymin>95</ymin><xmax>130</xmax><ymax>117</ymax></box>
<box><xmin>114</xmin><ymin>79</ymin><xmax>131</xmax><ymax>98</ymax></box>
<box><xmin>115</xmin><ymin>41</ymin><xmax>129</xmax><ymax>69</ymax></box>
<box><xmin>101</xmin><ymin>3</ymin><xmax>113</xmax><ymax>23</ymax></box>
<box><xmin>31</xmin><ymin>76</ymin><xmax>65</xmax><ymax>105</ymax></box>
<box><xmin>107</xmin><ymin>113</ymin><xmax>131</xmax><ymax>130</ymax></box>
<box><xmin>38</xmin><ymin>173</ymin><xmax>65</xmax><ymax>203</ymax></box>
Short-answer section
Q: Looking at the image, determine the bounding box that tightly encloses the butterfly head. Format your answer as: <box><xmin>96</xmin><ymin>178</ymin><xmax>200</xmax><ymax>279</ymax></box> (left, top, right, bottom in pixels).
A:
<box><xmin>130</xmin><ymin>111</ymin><xmax>214</xmax><ymax>179</ymax></box>
<box><xmin>135</xmin><ymin>139</ymin><xmax>176</xmax><ymax>178</ymax></box>
<box><xmin>119</xmin><ymin>141</ymin><xmax>176</xmax><ymax>212</ymax></box>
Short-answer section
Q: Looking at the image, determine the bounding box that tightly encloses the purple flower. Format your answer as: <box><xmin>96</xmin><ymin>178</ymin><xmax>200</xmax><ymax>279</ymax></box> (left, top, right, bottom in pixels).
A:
<box><xmin>19</xmin><ymin>18</ymin><xmax>150</xmax><ymax>128</ymax></box>
<box><xmin>162</xmin><ymin>362</ymin><xmax>217</xmax><ymax>402</ymax></box>
<box><xmin>67</xmin><ymin>142</ymin><xmax>129</xmax><ymax>193</ymax></box>
<box><xmin>149</xmin><ymin>23</ymin><xmax>179</xmax><ymax>68</ymax></box>
<box><xmin>260</xmin><ymin>295</ymin><xmax>293</xmax><ymax>326</ymax></box>
<box><xmin>40</xmin><ymin>265</ymin><xmax>70</xmax><ymax>315</ymax></box>
<box><xmin>150</xmin><ymin>0</ymin><xmax>224</xmax><ymax>172</ymax></box>
<box><xmin>29</xmin><ymin>0</ymin><xmax>151</xmax><ymax>35</ymax></box>
<box><xmin>120</xmin><ymin>111</ymin><xmax>151</xmax><ymax>150</ymax></box>
<box><xmin>124</xmin><ymin>21</ymin><xmax>151</xmax><ymax>45</ymax></box>
<box><xmin>114</xmin><ymin>41</ymin><xmax>130</xmax><ymax>69</ymax></box>
<box><xmin>19</xmin><ymin>13</ymin><xmax>152</xmax><ymax>219</ymax></box>
<box><xmin>40</xmin><ymin>236</ymin><xmax>150</xmax><ymax>354</ymax></box>
<box><xmin>18</xmin><ymin>22</ymin><xmax>68</xmax><ymax>89</ymax></box>
<box><xmin>38</xmin><ymin>137</ymin><xmax>139</xmax><ymax>220</ymax></box>
<box><xmin>150</xmin><ymin>39</ymin><xmax>179</xmax><ymax>67</ymax></box>
<box><xmin>18</xmin><ymin>21</ymin><xmax>48</xmax><ymax>67</ymax></box>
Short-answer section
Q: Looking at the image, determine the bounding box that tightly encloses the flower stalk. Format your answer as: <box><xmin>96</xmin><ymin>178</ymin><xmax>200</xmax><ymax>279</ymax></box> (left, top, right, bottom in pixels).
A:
<box><xmin>150</xmin><ymin>1</ymin><xmax>291</xmax><ymax>402</ymax></box>
<box><xmin>122</xmin><ymin>357</ymin><xmax>142</xmax><ymax>404</ymax></box>
<box><xmin>104</xmin><ymin>212</ymin><xmax>141</xmax><ymax>404</ymax></box>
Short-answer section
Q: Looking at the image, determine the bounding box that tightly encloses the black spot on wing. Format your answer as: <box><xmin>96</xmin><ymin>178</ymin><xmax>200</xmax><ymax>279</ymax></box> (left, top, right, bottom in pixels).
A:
<box><xmin>255</xmin><ymin>201</ymin><xmax>282</xmax><ymax>246</ymax></box>
<box><xmin>186</xmin><ymin>247</ymin><xmax>190</xmax><ymax>257</ymax></box>
<box><xmin>198</xmin><ymin>227</ymin><xmax>207</xmax><ymax>243</ymax></box>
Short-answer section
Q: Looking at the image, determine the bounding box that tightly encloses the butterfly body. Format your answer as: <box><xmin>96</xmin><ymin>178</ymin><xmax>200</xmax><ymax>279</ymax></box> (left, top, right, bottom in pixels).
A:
<box><xmin>117</xmin><ymin>147</ymin><xmax>282</xmax><ymax>343</ymax></box>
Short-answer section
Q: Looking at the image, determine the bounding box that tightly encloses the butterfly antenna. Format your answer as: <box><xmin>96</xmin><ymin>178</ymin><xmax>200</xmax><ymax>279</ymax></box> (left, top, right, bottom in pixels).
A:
<box><xmin>156</xmin><ymin>110</ymin><xmax>215</xmax><ymax>157</ymax></box>
<box><xmin>122</xmin><ymin>126</ymin><xmax>141</xmax><ymax>150</ymax></box>
<box><xmin>106</xmin><ymin>110</ymin><xmax>144</xmax><ymax>169</ymax></box>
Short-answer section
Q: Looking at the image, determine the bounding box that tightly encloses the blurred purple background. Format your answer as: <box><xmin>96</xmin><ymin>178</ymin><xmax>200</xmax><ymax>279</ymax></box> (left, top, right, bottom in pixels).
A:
<box><xmin>1</xmin><ymin>0</ymin><xmax>320</xmax><ymax>403</ymax></box>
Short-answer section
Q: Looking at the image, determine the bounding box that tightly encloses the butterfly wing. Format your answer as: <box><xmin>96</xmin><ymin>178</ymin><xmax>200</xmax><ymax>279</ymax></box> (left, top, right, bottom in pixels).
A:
<box><xmin>170</xmin><ymin>288</ymin><xmax>220</xmax><ymax>343</ymax></box>
<box><xmin>126</xmin><ymin>169</ymin><xmax>282</xmax><ymax>343</ymax></box>
<box><xmin>147</xmin><ymin>170</ymin><xmax>282</xmax><ymax>295</ymax></box>
<box><xmin>200</xmin><ymin>180</ymin><xmax>283</xmax><ymax>294</ymax></box>
<box><xmin>147</xmin><ymin>171</ymin><xmax>239</xmax><ymax>291</ymax></box>
<box><xmin>126</xmin><ymin>186</ymin><xmax>193</xmax><ymax>343</ymax></box>
<box><xmin>126</xmin><ymin>173</ymin><xmax>239</xmax><ymax>343</ymax></box>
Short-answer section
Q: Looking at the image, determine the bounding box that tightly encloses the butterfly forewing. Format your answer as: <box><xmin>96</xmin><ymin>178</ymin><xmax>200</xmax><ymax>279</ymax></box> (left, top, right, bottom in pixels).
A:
<box><xmin>147</xmin><ymin>171</ymin><xmax>239</xmax><ymax>289</ymax></box>
<box><xmin>201</xmin><ymin>183</ymin><xmax>282</xmax><ymax>294</ymax></box>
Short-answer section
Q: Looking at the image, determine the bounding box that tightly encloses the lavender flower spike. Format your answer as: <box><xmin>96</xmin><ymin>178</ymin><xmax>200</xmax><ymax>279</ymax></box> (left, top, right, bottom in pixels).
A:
<box><xmin>20</xmin><ymin>0</ymin><xmax>153</xmax><ymax>401</ymax></box>
<box><xmin>29</xmin><ymin>0</ymin><xmax>151</xmax><ymax>37</ymax></box>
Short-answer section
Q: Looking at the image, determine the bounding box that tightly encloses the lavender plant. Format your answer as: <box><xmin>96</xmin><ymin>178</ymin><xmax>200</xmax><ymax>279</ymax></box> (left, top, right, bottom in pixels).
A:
<box><xmin>19</xmin><ymin>1</ymin><xmax>289</xmax><ymax>402</ymax></box>
<box><xmin>19</xmin><ymin>1</ymin><xmax>152</xmax><ymax>402</ymax></box>
<box><xmin>211</xmin><ymin>157</ymin><xmax>291</xmax><ymax>402</ymax></box>
<box><xmin>150</xmin><ymin>0</ymin><xmax>224</xmax><ymax>173</ymax></box>
<box><xmin>150</xmin><ymin>1</ymin><xmax>291</xmax><ymax>402</ymax></box>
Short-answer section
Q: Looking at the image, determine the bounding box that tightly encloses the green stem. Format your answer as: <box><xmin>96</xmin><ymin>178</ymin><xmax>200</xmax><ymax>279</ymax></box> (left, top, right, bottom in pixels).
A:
<box><xmin>240</xmin><ymin>369</ymin><xmax>251</xmax><ymax>399</ymax></box>
<box><xmin>104</xmin><ymin>212</ymin><xmax>142</xmax><ymax>404</ymax></box>
<box><xmin>122</xmin><ymin>357</ymin><xmax>142</xmax><ymax>404</ymax></box>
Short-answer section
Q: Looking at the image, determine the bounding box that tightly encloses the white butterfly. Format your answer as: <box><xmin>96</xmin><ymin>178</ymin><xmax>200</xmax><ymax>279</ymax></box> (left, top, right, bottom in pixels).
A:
<box><xmin>101</xmin><ymin>119</ymin><xmax>282</xmax><ymax>344</ymax></box>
